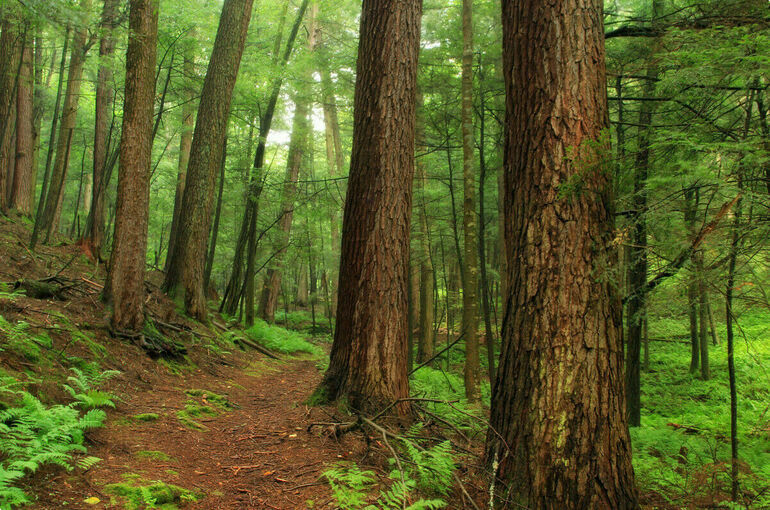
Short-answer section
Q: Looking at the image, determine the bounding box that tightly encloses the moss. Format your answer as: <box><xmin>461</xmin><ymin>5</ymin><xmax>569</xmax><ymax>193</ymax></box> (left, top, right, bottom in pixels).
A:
<box><xmin>132</xmin><ymin>413</ymin><xmax>160</xmax><ymax>423</ymax></box>
<box><xmin>184</xmin><ymin>389</ymin><xmax>236</xmax><ymax>410</ymax></box>
<box><xmin>106</xmin><ymin>479</ymin><xmax>204</xmax><ymax>509</ymax></box>
<box><xmin>243</xmin><ymin>358</ymin><xmax>281</xmax><ymax>377</ymax></box>
<box><xmin>176</xmin><ymin>402</ymin><xmax>218</xmax><ymax>431</ymax></box>
<box><xmin>135</xmin><ymin>450</ymin><xmax>173</xmax><ymax>462</ymax></box>
<box><xmin>305</xmin><ymin>385</ymin><xmax>332</xmax><ymax>407</ymax></box>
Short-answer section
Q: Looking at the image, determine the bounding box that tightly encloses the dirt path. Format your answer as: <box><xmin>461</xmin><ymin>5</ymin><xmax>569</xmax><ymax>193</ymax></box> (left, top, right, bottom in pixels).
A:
<box><xmin>28</xmin><ymin>351</ymin><xmax>363</xmax><ymax>509</ymax></box>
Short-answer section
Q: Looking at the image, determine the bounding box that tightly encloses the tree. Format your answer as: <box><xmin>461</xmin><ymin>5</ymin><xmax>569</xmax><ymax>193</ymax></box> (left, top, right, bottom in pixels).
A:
<box><xmin>315</xmin><ymin>0</ymin><xmax>422</xmax><ymax>415</ymax></box>
<box><xmin>82</xmin><ymin>0</ymin><xmax>120</xmax><ymax>258</ymax></box>
<box><xmin>10</xmin><ymin>31</ymin><xmax>34</xmax><ymax>215</ymax></box>
<box><xmin>486</xmin><ymin>0</ymin><xmax>639</xmax><ymax>507</ymax></box>
<box><xmin>162</xmin><ymin>0</ymin><xmax>255</xmax><ymax>320</ymax></box>
<box><xmin>37</xmin><ymin>0</ymin><xmax>91</xmax><ymax>244</ymax></box>
<box><xmin>104</xmin><ymin>0</ymin><xmax>158</xmax><ymax>333</ymax></box>
<box><xmin>460</xmin><ymin>0</ymin><xmax>480</xmax><ymax>403</ymax></box>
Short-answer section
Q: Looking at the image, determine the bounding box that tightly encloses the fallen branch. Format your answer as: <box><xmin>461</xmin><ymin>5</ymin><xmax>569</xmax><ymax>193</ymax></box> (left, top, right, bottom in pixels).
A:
<box><xmin>233</xmin><ymin>336</ymin><xmax>281</xmax><ymax>360</ymax></box>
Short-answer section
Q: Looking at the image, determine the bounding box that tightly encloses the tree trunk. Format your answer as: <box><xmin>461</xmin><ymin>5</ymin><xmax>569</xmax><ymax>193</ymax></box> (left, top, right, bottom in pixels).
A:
<box><xmin>696</xmin><ymin>251</ymin><xmax>710</xmax><ymax>380</ymax></box>
<box><xmin>684</xmin><ymin>188</ymin><xmax>700</xmax><ymax>373</ymax></box>
<box><xmin>204</xmin><ymin>134</ymin><xmax>228</xmax><ymax>292</ymax></box>
<box><xmin>82</xmin><ymin>0</ymin><xmax>119</xmax><ymax>258</ymax></box>
<box><xmin>164</xmin><ymin>44</ymin><xmax>195</xmax><ymax>272</ymax></box>
<box><xmin>315</xmin><ymin>0</ymin><xmax>422</xmax><ymax>416</ymax></box>
<box><xmin>162</xmin><ymin>0</ymin><xmax>254</xmax><ymax>321</ymax></box>
<box><xmin>40</xmin><ymin>0</ymin><xmax>91</xmax><ymax>242</ymax></box>
<box><xmin>460</xmin><ymin>0</ymin><xmax>480</xmax><ymax>403</ymax></box>
<box><xmin>487</xmin><ymin>0</ymin><xmax>639</xmax><ymax>507</ymax></box>
<box><xmin>0</xmin><ymin>17</ymin><xmax>21</xmax><ymax>213</ymax></box>
<box><xmin>725</xmin><ymin>181</ymin><xmax>742</xmax><ymax>502</ymax></box>
<box><xmin>10</xmin><ymin>35</ymin><xmax>34</xmax><ymax>215</ymax></box>
<box><xmin>104</xmin><ymin>0</ymin><xmax>158</xmax><ymax>334</ymax></box>
<box><xmin>415</xmin><ymin>92</ymin><xmax>434</xmax><ymax>365</ymax></box>
<box><xmin>31</xmin><ymin>28</ymin><xmax>69</xmax><ymax>249</ymax></box>
<box><xmin>258</xmin><ymin>6</ymin><xmax>315</xmax><ymax>322</ymax></box>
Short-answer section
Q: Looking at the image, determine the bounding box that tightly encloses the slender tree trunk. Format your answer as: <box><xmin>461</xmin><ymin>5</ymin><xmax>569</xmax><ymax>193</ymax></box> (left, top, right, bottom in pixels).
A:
<box><xmin>460</xmin><ymin>0</ymin><xmax>480</xmax><ymax>403</ymax></box>
<box><xmin>40</xmin><ymin>0</ymin><xmax>91</xmax><ymax>242</ymax></box>
<box><xmin>415</xmin><ymin>93</ymin><xmax>435</xmax><ymax>365</ymax></box>
<box><xmin>697</xmin><ymin>252</ymin><xmax>710</xmax><ymax>380</ymax></box>
<box><xmin>315</xmin><ymin>0</ymin><xmax>422</xmax><ymax>416</ymax></box>
<box><xmin>10</xmin><ymin>35</ymin><xmax>34</xmax><ymax>215</ymax></box>
<box><xmin>204</xmin><ymin>134</ymin><xmax>228</xmax><ymax>291</ymax></box>
<box><xmin>104</xmin><ymin>0</ymin><xmax>158</xmax><ymax>334</ymax></box>
<box><xmin>258</xmin><ymin>5</ymin><xmax>316</xmax><ymax>322</ymax></box>
<box><xmin>487</xmin><ymin>0</ymin><xmax>639</xmax><ymax>506</ymax></box>
<box><xmin>29</xmin><ymin>35</ymin><xmax>47</xmax><ymax>209</ymax></box>
<box><xmin>31</xmin><ymin>28</ymin><xmax>69</xmax><ymax>248</ymax></box>
<box><xmin>162</xmin><ymin>0</ymin><xmax>254</xmax><ymax>321</ymax></box>
<box><xmin>82</xmin><ymin>0</ymin><xmax>119</xmax><ymax>258</ymax></box>
<box><xmin>165</xmin><ymin>48</ymin><xmax>195</xmax><ymax>273</ymax></box>
<box><xmin>684</xmin><ymin>188</ymin><xmax>700</xmax><ymax>372</ymax></box>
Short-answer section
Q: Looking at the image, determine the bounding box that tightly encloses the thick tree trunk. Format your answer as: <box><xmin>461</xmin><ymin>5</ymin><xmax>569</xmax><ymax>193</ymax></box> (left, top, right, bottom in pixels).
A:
<box><xmin>487</xmin><ymin>0</ymin><xmax>639</xmax><ymax>507</ymax></box>
<box><xmin>315</xmin><ymin>0</ymin><xmax>422</xmax><ymax>416</ymax></box>
<box><xmin>10</xmin><ymin>36</ymin><xmax>34</xmax><ymax>215</ymax></box>
<box><xmin>104</xmin><ymin>0</ymin><xmax>158</xmax><ymax>334</ymax></box>
<box><xmin>82</xmin><ymin>0</ymin><xmax>119</xmax><ymax>258</ymax></box>
<box><xmin>0</xmin><ymin>18</ymin><xmax>21</xmax><ymax>213</ymax></box>
<box><xmin>164</xmin><ymin>46</ymin><xmax>195</xmax><ymax>273</ymax></box>
<box><xmin>162</xmin><ymin>0</ymin><xmax>254</xmax><ymax>321</ymax></box>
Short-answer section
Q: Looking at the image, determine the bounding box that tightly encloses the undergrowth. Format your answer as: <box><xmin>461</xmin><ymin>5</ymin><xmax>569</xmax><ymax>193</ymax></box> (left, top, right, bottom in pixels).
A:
<box><xmin>245</xmin><ymin>319</ymin><xmax>320</xmax><ymax>355</ymax></box>
<box><xmin>323</xmin><ymin>426</ymin><xmax>454</xmax><ymax>509</ymax></box>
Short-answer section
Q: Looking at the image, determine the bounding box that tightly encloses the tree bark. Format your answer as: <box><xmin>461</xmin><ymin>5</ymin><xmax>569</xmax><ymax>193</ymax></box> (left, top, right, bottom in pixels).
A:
<box><xmin>315</xmin><ymin>0</ymin><xmax>422</xmax><ymax>416</ymax></box>
<box><xmin>40</xmin><ymin>0</ymin><xmax>91</xmax><ymax>242</ymax></box>
<box><xmin>82</xmin><ymin>0</ymin><xmax>119</xmax><ymax>258</ymax></box>
<box><xmin>684</xmin><ymin>188</ymin><xmax>700</xmax><ymax>373</ymax></box>
<box><xmin>10</xmin><ymin>34</ymin><xmax>34</xmax><ymax>215</ymax></box>
<box><xmin>696</xmin><ymin>250</ymin><xmax>710</xmax><ymax>380</ymax></box>
<box><xmin>0</xmin><ymin>17</ymin><xmax>21</xmax><ymax>213</ymax></box>
<box><xmin>204</xmin><ymin>135</ymin><xmax>227</xmax><ymax>292</ymax></box>
<box><xmin>162</xmin><ymin>0</ymin><xmax>254</xmax><ymax>321</ymax></box>
<box><xmin>487</xmin><ymin>0</ymin><xmax>639</xmax><ymax>507</ymax></box>
<box><xmin>104</xmin><ymin>0</ymin><xmax>158</xmax><ymax>334</ymax></box>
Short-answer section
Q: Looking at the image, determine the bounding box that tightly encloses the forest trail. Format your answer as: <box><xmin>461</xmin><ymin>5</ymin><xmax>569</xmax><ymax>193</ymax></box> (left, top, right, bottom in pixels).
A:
<box><xmin>28</xmin><ymin>351</ymin><xmax>355</xmax><ymax>509</ymax></box>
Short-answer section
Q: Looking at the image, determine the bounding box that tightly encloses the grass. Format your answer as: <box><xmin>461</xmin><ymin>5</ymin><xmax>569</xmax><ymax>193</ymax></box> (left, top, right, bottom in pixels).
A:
<box><xmin>245</xmin><ymin>319</ymin><xmax>321</xmax><ymax>356</ymax></box>
<box><xmin>633</xmin><ymin>310</ymin><xmax>770</xmax><ymax>507</ymax></box>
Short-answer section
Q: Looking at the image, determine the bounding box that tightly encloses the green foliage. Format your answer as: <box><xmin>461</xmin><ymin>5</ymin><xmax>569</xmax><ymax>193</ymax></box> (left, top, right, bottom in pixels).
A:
<box><xmin>0</xmin><ymin>316</ymin><xmax>52</xmax><ymax>362</ymax></box>
<box><xmin>245</xmin><ymin>319</ymin><xmax>320</xmax><ymax>355</ymax></box>
<box><xmin>275</xmin><ymin>310</ymin><xmax>314</xmax><ymax>329</ymax></box>
<box><xmin>135</xmin><ymin>451</ymin><xmax>173</xmax><ymax>462</ymax></box>
<box><xmin>323</xmin><ymin>431</ymin><xmax>454</xmax><ymax>509</ymax></box>
<box><xmin>63</xmin><ymin>367</ymin><xmax>120</xmax><ymax>409</ymax></box>
<box><xmin>410</xmin><ymin>367</ymin><xmax>489</xmax><ymax>433</ymax></box>
<box><xmin>129</xmin><ymin>413</ymin><xmax>160</xmax><ymax>423</ymax></box>
<box><xmin>0</xmin><ymin>376</ymin><xmax>110</xmax><ymax>508</ymax></box>
<box><xmin>105</xmin><ymin>478</ymin><xmax>204</xmax><ymax>510</ymax></box>
<box><xmin>183</xmin><ymin>389</ymin><xmax>236</xmax><ymax>410</ymax></box>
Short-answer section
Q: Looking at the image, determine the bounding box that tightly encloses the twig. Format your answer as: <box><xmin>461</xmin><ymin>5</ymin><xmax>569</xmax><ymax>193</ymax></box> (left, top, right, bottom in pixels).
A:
<box><xmin>409</xmin><ymin>333</ymin><xmax>465</xmax><ymax>376</ymax></box>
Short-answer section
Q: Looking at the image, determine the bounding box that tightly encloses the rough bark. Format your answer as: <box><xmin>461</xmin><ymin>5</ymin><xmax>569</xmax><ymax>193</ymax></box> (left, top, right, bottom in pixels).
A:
<box><xmin>10</xmin><ymin>35</ymin><xmax>33</xmax><ymax>215</ymax></box>
<box><xmin>487</xmin><ymin>0</ymin><xmax>639</xmax><ymax>507</ymax></box>
<box><xmin>40</xmin><ymin>0</ymin><xmax>91</xmax><ymax>243</ymax></box>
<box><xmin>316</xmin><ymin>0</ymin><xmax>422</xmax><ymax>416</ymax></box>
<box><xmin>162</xmin><ymin>0</ymin><xmax>254</xmax><ymax>321</ymax></box>
<box><xmin>204</xmin><ymin>135</ymin><xmax>227</xmax><ymax>292</ymax></box>
<box><xmin>82</xmin><ymin>0</ymin><xmax>119</xmax><ymax>258</ymax></box>
<box><xmin>0</xmin><ymin>18</ymin><xmax>21</xmax><ymax>213</ymax></box>
<box><xmin>104</xmin><ymin>0</ymin><xmax>158</xmax><ymax>334</ymax></box>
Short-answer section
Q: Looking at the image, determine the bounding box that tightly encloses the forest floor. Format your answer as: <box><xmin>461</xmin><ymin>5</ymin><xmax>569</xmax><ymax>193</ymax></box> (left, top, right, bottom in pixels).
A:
<box><xmin>0</xmin><ymin>213</ymin><xmax>432</xmax><ymax>509</ymax></box>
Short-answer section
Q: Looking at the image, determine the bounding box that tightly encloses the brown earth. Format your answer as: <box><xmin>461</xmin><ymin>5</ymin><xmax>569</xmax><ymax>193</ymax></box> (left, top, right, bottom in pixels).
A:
<box><xmin>0</xmin><ymin>214</ymin><xmax>484</xmax><ymax>509</ymax></box>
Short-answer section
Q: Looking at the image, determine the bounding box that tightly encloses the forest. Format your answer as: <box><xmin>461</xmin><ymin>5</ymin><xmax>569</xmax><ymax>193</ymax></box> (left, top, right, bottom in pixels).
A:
<box><xmin>0</xmin><ymin>0</ymin><xmax>768</xmax><ymax>508</ymax></box>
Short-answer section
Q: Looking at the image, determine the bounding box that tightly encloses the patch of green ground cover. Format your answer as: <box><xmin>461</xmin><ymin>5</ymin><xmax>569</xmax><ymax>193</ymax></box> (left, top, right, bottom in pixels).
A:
<box><xmin>135</xmin><ymin>451</ymin><xmax>173</xmax><ymax>462</ymax></box>
<box><xmin>245</xmin><ymin>319</ymin><xmax>321</xmax><ymax>356</ymax></box>
<box><xmin>106</xmin><ymin>478</ymin><xmax>204</xmax><ymax>509</ymax></box>
<box><xmin>183</xmin><ymin>389</ymin><xmax>236</xmax><ymax>410</ymax></box>
<box><xmin>633</xmin><ymin>312</ymin><xmax>770</xmax><ymax>506</ymax></box>
<box><xmin>176</xmin><ymin>389</ymin><xmax>236</xmax><ymax>430</ymax></box>
<box><xmin>275</xmin><ymin>310</ymin><xmax>314</xmax><ymax>330</ymax></box>
<box><xmin>243</xmin><ymin>358</ymin><xmax>282</xmax><ymax>377</ymax></box>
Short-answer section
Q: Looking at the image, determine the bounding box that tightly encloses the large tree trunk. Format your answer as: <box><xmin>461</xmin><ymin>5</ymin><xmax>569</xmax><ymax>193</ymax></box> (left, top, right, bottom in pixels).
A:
<box><xmin>162</xmin><ymin>0</ymin><xmax>254</xmax><ymax>320</ymax></box>
<box><xmin>258</xmin><ymin>5</ymin><xmax>316</xmax><ymax>322</ymax></box>
<box><xmin>104</xmin><ymin>0</ymin><xmax>158</xmax><ymax>334</ymax></box>
<box><xmin>487</xmin><ymin>0</ymin><xmax>639</xmax><ymax>507</ymax></box>
<box><xmin>0</xmin><ymin>18</ymin><xmax>21</xmax><ymax>213</ymax></box>
<box><xmin>315</xmin><ymin>0</ymin><xmax>422</xmax><ymax>416</ymax></box>
<box><xmin>164</xmin><ymin>45</ymin><xmax>195</xmax><ymax>274</ymax></box>
<box><xmin>82</xmin><ymin>0</ymin><xmax>119</xmax><ymax>258</ymax></box>
<box><xmin>10</xmin><ymin>34</ymin><xmax>34</xmax><ymax>215</ymax></box>
<box><xmin>40</xmin><ymin>1</ymin><xmax>91</xmax><ymax>243</ymax></box>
